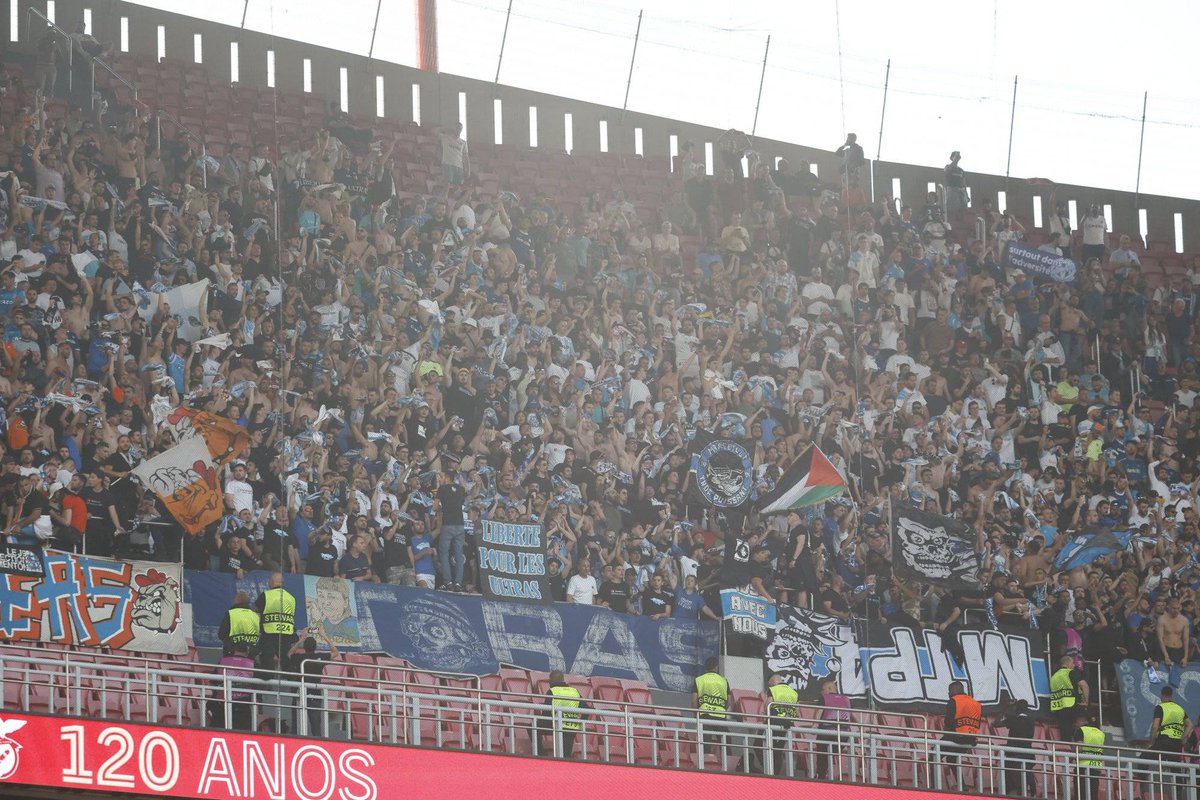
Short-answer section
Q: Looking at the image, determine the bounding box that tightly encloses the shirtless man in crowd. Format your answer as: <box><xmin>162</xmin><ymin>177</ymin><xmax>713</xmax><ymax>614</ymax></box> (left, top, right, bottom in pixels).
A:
<box><xmin>1157</xmin><ymin>598</ymin><xmax>1191</xmax><ymax>672</ymax></box>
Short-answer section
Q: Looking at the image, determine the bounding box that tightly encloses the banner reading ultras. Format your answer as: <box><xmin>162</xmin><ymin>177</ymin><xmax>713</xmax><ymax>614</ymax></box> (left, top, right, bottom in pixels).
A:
<box><xmin>477</xmin><ymin>520</ymin><xmax>550</xmax><ymax>604</ymax></box>
<box><xmin>0</xmin><ymin>712</ymin><xmax>994</xmax><ymax>800</ymax></box>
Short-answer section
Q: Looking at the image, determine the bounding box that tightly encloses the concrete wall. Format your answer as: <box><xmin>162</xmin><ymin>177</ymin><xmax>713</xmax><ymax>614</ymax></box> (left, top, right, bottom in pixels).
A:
<box><xmin>9</xmin><ymin>0</ymin><xmax>1199</xmax><ymax>252</ymax></box>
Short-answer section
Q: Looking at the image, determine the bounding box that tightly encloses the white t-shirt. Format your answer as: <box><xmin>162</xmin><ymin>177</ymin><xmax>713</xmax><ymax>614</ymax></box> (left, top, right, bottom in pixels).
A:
<box><xmin>1081</xmin><ymin>215</ymin><xmax>1107</xmax><ymax>246</ymax></box>
<box><xmin>225</xmin><ymin>478</ymin><xmax>254</xmax><ymax>513</ymax></box>
<box><xmin>440</xmin><ymin>135</ymin><xmax>468</xmax><ymax>168</ymax></box>
<box><xmin>566</xmin><ymin>574</ymin><xmax>599</xmax><ymax>604</ymax></box>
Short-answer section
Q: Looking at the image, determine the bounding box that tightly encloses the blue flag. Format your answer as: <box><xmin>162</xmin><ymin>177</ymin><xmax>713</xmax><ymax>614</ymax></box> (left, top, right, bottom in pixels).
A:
<box><xmin>1055</xmin><ymin>527</ymin><xmax>1132</xmax><ymax>571</ymax></box>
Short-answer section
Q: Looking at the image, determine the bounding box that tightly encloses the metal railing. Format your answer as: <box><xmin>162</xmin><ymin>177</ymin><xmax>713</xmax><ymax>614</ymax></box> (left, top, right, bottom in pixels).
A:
<box><xmin>0</xmin><ymin>646</ymin><xmax>1195</xmax><ymax>798</ymax></box>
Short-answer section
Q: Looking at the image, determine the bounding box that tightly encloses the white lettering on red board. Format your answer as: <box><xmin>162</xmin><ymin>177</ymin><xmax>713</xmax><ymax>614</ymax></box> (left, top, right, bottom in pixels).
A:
<box><xmin>59</xmin><ymin>724</ymin><xmax>378</xmax><ymax>800</ymax></box>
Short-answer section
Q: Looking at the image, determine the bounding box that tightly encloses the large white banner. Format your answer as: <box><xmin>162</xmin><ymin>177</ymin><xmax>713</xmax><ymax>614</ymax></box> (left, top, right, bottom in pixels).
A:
<box><xmin>0</xmin><ymin>551</ymin><xmax>186</xmax><ymax>655</ymax></box>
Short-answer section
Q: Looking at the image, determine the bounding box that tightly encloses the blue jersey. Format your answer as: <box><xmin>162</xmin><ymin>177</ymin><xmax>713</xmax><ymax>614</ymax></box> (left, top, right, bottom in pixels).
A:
<box><xmin>673</xmin><ymin>587</ymin><xmax>705</xmax><ymax>619</ymax></box>
<box><xmin>411</xmin><ymin>533</ymin><xmax>434</xmax><ymax>575</ymax></box>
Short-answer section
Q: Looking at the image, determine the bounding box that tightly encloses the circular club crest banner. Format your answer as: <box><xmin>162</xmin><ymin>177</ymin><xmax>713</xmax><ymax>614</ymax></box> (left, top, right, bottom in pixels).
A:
<box><xmin>696</xmin><ymin>439</ymin><xmax>753</xmax><ymax>507</ymax></box>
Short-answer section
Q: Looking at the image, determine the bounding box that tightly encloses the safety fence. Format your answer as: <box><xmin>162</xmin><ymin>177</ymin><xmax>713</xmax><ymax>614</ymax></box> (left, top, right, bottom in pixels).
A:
<box><xmin>0</xmin><ymin>648</ymin><xmax>1193</xmax><ymax>799</ymax></box>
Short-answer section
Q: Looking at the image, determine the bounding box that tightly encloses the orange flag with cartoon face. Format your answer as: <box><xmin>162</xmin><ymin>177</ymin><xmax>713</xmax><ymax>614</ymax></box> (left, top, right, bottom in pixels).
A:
<box><xmin>132</xmin><ymin>437</ymin><xmax>224</xmax><ymax>533</ymax></box>
<box><xmin>165</xmin><ymin>406</ymin><xmax>250</xmax><ymax>466</ymax></box>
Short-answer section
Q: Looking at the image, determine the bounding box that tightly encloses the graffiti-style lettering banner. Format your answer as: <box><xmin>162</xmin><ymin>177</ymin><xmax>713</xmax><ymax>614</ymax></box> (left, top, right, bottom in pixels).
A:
<box><xmin>477</xmin><ymin>520</ymin><xmax>551</xmax><ymax>604</ymax></box>
<box><xmin>185</xmin><ymin>570</ymin><xmax>718</xmax><ymax>693</ymax></box>
<box><xmin>0</xmin><ymin>551</ymin><xmax>186</xmax><ymax>654</ymax></box>
<box><xmin>765</xmin><ymin>605</ymin><xmax>1048</xmax><ymax>712</ymax></box>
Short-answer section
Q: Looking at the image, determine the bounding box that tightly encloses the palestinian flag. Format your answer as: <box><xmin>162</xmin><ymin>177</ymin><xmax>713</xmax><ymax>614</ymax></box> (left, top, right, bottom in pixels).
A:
<box><xmin>756</xmin><ymin>445</ymin><xmax>846</xmax><ymax>515</ymax></box>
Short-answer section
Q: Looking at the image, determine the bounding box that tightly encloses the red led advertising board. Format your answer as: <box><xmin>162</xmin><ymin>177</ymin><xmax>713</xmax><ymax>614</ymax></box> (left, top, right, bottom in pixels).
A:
<box><xmin>0</xmin><ymin>711</ymin><xmax>983</xmax><ymax>799</ymax></box>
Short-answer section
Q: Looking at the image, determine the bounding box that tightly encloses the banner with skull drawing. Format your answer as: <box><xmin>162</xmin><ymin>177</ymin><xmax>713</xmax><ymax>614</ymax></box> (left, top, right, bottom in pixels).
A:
<box><xmin>765</xmin><ymin>605</ymin><xmax>865</xmax><ymax>697</ymax></box>
<box><xmin>0</xmin><ymin>551</ymin><xmax>186</xmax><ymax>654</ymax></box>
<box><xmin>766</xmin><ymin>605</ymin><xmax>1049</xmax><ymax>710</ymax></box>
<box><xmin>892</xmin><ymin>508</ymin><xmax>983</xmax><ymax>590</ymax></box>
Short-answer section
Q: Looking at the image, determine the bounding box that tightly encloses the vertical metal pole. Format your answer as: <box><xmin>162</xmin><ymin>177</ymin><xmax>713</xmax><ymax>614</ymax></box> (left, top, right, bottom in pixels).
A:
<box><xmin>872</xmin><ymin>58</ymin><xmax>891</xmax><ymax>204</ymax></box>
<box><xmin>1134</xmin><ymin>91</ymin><xmax>1148</xmax><ymax>212</ymax></box>
<box><xmin>620</xmin><ymin>10</ymin><xmax>643</xmax><ymax>118</ymax></box>
<box><xmin>750</xmin><ymin>35</ymin><xmax>771</xmax><ymax>139</ymax></box>
<box><xmin>368</xmin><ymin>0</ymin><xmax>384</xmax><ymax>60</ymax></box>
<box><xmin>493</xmin><ymin>0</ymin><xmax>514</xmax><ymax>84</ymax></box>
<box><xmin>241</xmin><ymin>0</ymin><xmax>250</xmax><ymax>29</ymax></box>
<box><xmin>1005</xmin><ymin>75</ymin><xmax>1018</xmax><ymax>193</ymax></box>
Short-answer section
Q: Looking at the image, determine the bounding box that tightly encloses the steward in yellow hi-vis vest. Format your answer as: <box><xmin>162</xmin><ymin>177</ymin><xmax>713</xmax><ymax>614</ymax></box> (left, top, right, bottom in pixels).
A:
<box><xmin>218</xmin><ymin>590</ymin><xmax>260</xmax><ymax>654</ymax></box>
<box><xmin>254</xmin><ymin>573</ymin><xmax>298</xmax><ymax>668</ymax></box>
<box><xmin>535</xmin><ymin>670</ymin><xmax>589</xmax><ymax>758</ymax></box>
<box><xmin>693</xmin><ymin>657</ymin><xmax>730</xmax><ymax>720</ymax></box>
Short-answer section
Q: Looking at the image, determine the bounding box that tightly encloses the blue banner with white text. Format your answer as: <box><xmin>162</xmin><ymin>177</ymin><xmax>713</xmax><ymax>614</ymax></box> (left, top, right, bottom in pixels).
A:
<box><xmin>184</xmin><ymin>570</ymin><xmax>718</xmax><ymax>692</ymax></box>
<box><xmin>720</xmin><ymin>589</ymin><xmax>777</xmax><ymax>640</ymax></box>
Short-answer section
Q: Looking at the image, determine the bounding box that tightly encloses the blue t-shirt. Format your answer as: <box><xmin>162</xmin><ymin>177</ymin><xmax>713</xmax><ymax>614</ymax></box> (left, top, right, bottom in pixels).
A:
<box><xmin>411</xmin><ymin>533</ymin><xmax>434</xmax><ymax>575</ymax></box>
<box><xmin>292</xmin><ymin>516</ymin><xmax>315</xmax><ymax>559</ymax></box>
<box><xmin>673</xmin><ymin>587</ymin><xmax>705</xmax><ymax>619</ymax></box>
<box><xmin>0</xmin><ymin>289</ymin><xmax>24</xmax><ymax>320</ymax></box>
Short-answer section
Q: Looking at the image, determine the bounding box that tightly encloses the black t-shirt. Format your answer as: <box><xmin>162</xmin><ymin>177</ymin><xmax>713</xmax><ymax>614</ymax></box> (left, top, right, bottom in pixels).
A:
<box><xmin>105</xmin><ymin>450</ymin><xmax>140</xmax><ymax>477</ymax></box>
<box><xmin>445</xmin><ymin>381</ymin><xmax>482</xmax><ymax>427</ymax></box>
<box><xmin>1016</xmin><ymin>422</ymin><xmax>1045</xmax><ymax>461</ymax></box>
<box><xmin>306</xmin><ymin>542</ymin><xmax>339</xmax><ymax>577</ymax></box>
<box><xmin>599</xmin><ymin>580</ymin><xmax>632</xmax><ymax>613</ymax></box>
<box><xmin>547</xmin><ymin>573</ymin><xmax>566</xmax><ymax>603</ymax></box>
<box><xmin>405</xmin><ymin>414</ymin><xmax>435</xmax><ymax>451</ymax></box>
<box><xmin>437</xmin><ymin>484</ymin><xmax>466</xmax><ymax>526</ymax></box>
<box><xmin>220</xmin><ymin>536</ymin><xmax>257</xmax><ymax>574</ymax></box>
<box><xmin>261</xmin><ymin>523</ymin><xmax>297</xmax><ymax>563</ymax></box>
<box><xmin>641</xmin><ymin>588</ymin><xmax>672</xmax><ymax>617</ymax></box>
<box><xmin>18</xmin><ymin>490</ymin><xmax>49</xmax><ymax>522</ymax></box>
<box><xmin>80</xmin><ymin>488</ymin><xmax>116</xmax><ymax>532</ymax></box>
<box><xmin>376</xmin><ymin>528</ymin><xmax>412</xmax><ymax>573</ymax></box>
<box><xmin>340</xmin><ymin>551</ymin><xmax>371</xmax><ymax>581</ymax></box>
<box><xmin>182</xmin><ymin>531</ymin><xmax>210</xmax><ymax>570</ymax></box>
<box><xmin>1003</xmin><ymin>709</ymin><xmax>1035</xmax><ymax>740</ymax></box>
<box><xmin>821</xmin><ymin>587</ymin><xmax>850</xmax><ymax>617</ymax></box>
<box><xmin>720</xmin><ymin>537</ymin><xmax>753</xmax><ymax>586</ymax></box>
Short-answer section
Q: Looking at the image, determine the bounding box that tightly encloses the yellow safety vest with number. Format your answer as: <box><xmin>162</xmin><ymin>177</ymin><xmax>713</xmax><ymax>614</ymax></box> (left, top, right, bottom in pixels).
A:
<box><xmin>1078</xmin><ymin>725</ymin><xmax>1105</xmax><ymax>767</ymax></box>
<box><xmin>227</xmin><ymin>607</ymin><xmax>260</xmax><ymax>645</ymax></box>
<box><xmin>769</xmin><ymin>682</ymin><xmax>799</xmax><ymax>721</ymax></box>
<box><xmin>549</xmin><ymin>685</ymin><xmax>582</xmax><ymax>731</ymax></box>
<box><xmin>1160</xmin><ymin>701</ymin><xmax>1186</xmax><ymax>740</ymax></box>
<box><xmin>261</xmin><ymin>587</ymin><xmax>296</xmax><ymax>634</ymax></box>
<box><xmin>695</xmin><ymin>671</ymin><xmax>729</xmax><ymax>718</ymax></box>
<box><xmin>1050</xmin><ymin>667</ymin><xmax>1077</xmax><ymax>713</ymax></box>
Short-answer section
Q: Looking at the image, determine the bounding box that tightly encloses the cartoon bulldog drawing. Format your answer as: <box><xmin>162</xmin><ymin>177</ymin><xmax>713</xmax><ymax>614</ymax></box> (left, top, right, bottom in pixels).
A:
<box><xmin>131</xmin><ymin>569</ymin><xmax>181</xmax><ymax>634</ymax></box>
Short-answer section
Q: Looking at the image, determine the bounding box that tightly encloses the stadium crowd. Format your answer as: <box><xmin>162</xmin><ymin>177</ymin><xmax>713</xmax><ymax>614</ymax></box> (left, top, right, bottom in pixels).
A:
<box><xmin>1</xmin><ymin>34</ymin><xmax>1199</xmax><ymax>710</ymax></box>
